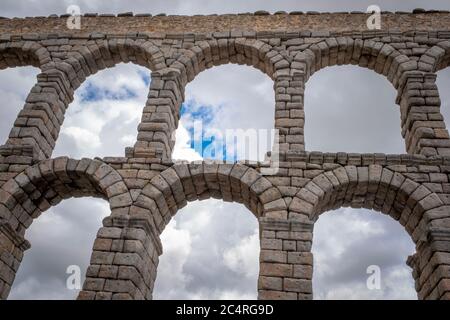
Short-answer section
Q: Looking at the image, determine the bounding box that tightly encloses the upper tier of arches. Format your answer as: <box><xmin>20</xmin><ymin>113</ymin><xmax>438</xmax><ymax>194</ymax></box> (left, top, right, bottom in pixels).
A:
<box><xmin>1</xmin><ymin>34</ymin><xmax>450</xmax><ymax>160</ymax></box>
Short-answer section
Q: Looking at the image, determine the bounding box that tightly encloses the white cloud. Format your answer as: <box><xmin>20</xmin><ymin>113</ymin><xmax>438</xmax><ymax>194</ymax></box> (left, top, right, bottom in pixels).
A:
<box><xmin>53</xmin><ymin>63</ymin><xmax>148</xmax><ymax>158</ymax></box>
<box><xmin>172</xmin><ymin>121</ymin><xmax>203</xmax><ymax>161</ymax></box>
<box><xmin>9</xmin><ymin>198</ymin><xmax>109</xmax><ymax>300</ymax></box>
<box><xmin>218</xmin><ymin>290</ymin><xmax>256</xmax><ymax>300</ymax></box>
<box><xmin>61</xmin><ymin>126</ymin><xmax>102</xmax><ymax>150</ymax></box>
<box><xmin>153</xmin><ymin>220</ymin><xmax>193</xmax><ymax>299</ymax></box>
<box><xmin>120</xmin><ymin>134</ymin><xmax>137</xmax><ymax>145</ymax></box>
<box><xmin>223</xmin><ymin>232</ymin><xmax>260</xmax><ymax>279</ymax></box>
<box><xmin>185</xmin><ymin>64</ymin><xmax>274</xmax><ymax>134</ymax></box>
<box><xmin>154</xmin><ymin>200</ymin><xmax>259</xmax><ymax>300</ymax></box>
<box><xmin>10</xmin><ymin>277</ymin><xmax>73</xmax><ymax>300</ymax></box>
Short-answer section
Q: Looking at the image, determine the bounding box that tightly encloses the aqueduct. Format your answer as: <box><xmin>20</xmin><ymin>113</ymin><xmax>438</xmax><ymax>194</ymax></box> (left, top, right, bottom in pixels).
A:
<box><xmin>1</xmin><ymin>10</ymin><xmax>450</xmax><ymax>300</ymax></box>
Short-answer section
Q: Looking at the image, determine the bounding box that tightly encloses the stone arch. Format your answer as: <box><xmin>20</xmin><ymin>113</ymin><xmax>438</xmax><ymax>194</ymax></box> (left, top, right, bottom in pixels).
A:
<box><xmin>0</xmin><ymin>41</ymin><xmax>50</xmax><ymax>71</ymax></box>
<box><xmin>57</xmin><ymin>39</ymin><xmax>166</xmax><ymax>91</ymax></box>
<box><xmin>289</xmin><ymin>165</ymin><xmax>442</xmax><ymax>243</ymax></box>
<box><xmin>84</xmin><ymin>161</ymin><xmax>283</xmax><ymax>300</ymax></box>
<box><xmin>289</xmin><ymin>165</ymin><xmax>449</xmax><ymax>300</ymax></box>
<box><xmin>294</xmin><ymin>38</ymin><xmax>450</xmax><ymax>156</ymax></box>
<box><xmin>295</xmin><ymin>38</ymin><xmax>411</xmax><ymax>89</ymax></box>
<box><xmin>0</xmin><ymin>157</ymin><xmax>132</xmax><ymax>236</ymax></box>
<box><xmin>76</xmin><ymin>162</ymin><xmax>282</xmax><ymax>300</ymax></box>
<box><xmin>291</xmin><ymin>38</ymin><xmax>410</xmax><ymax>153</ymax></box>
<box><xmin>4</xmin><ymin>40</ymin><xmax>166</xmax><ymax>160</ymax></box>
<box><xmin>170</xmin><ymin>38</ymin><xmax>286</xmax><ymax>86</ymax></box>
<box><xmin>131</xmin><ymin>38</ymin><xmax>289</xmax><ymax>159</ymax></box>
<box><xmin>0</xmin><ymin>157</ymin><xmax>132</xmax><ymax>299</ymax></box>
<box><xmin>130</xmin><ymin>162</ymin><xmax>284</xmax><ymax>235</ymax></box>
<box><xmin>141</xmin><ymin>39</ymin><xmax>296</xmax><ymax>158</ymax></box>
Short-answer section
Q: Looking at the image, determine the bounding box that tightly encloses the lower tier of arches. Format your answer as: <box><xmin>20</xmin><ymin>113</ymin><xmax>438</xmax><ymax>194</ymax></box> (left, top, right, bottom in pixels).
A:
<box><xmin>0</xmin><ymin>157</ymin><xmax>449</xmax><ymax>299</ymax></box>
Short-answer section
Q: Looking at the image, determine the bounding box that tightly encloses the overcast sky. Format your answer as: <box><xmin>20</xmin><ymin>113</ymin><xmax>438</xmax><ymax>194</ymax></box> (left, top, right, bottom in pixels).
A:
<box><xmin>1</xmin><ymin>0</ymin><xmax>450</xmax><ymax>301</ymax></box>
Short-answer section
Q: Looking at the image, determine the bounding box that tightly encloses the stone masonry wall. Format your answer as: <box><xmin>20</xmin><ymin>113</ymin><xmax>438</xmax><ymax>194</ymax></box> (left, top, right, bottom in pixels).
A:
<box><xmin>1</xmin><ymin>10</ymin><xmax>450</xmax><ymax>34</ymax></box>
<box><xmin>0</xmin><ymin>10</ymin><xmax>450</xmax><ymax>300</ymax></box>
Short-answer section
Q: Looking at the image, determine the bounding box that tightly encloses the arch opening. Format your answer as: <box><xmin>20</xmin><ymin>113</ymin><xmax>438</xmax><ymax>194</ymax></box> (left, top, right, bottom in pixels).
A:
<box><xmin>173</xmin><ymin>64</ymin><xmax>275</xmax><ymax>163</ymax></box>
<box><xmin>0</xmin><ymin>157</ymin><xmax>130</xmax><ymax>299</ymax></box>
<box><xmin>153</xmin><ymin>199</ymin><xmax>260</xmax><ymax>300</ymax></box>
<box><xmin>131</xmin><ymin>162</ymin><xmax>280</xmax><ymax>300</ymax></box>
<box><xmin>8</xmin><ymin>197</ymin><xmax>109</xmax><ymax>300</ymax></box>
<box><xmin>53</xmin><ymin>63</ymin><xmax>151</xmax><ymax>159</ymax></box>
<box><xmin>312</xmin><ymin>208</ymin><xmax>416</xmax><ymax>300</ymax></box>
<box><xmin>304</xmin><ymin>65</ymin><xmax>404</xmax><ymax>153</ymax></box>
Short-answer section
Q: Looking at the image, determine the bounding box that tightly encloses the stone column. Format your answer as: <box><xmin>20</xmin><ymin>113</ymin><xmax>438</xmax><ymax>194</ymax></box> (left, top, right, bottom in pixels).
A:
<box><xmin>274</xmin><ymin>73</ymin><xmax>305</xmax><ymax>153</ymax></box>
<box><xmin>78</xmin><ymin>215</ymin><xmax>162</xmax><ymax>300</ymax></box>
<box><xmin>398</xmin><ymin>72</ymin><xmax>450</xmax><ymax>156</ymax></box>
<box><xmin>128</xmin><ymin>68</ymin><xmax>184</xmax><ymax>159</ymax></box>
<box><xmin>258</xmin><ymin>217</ymin><xmax>314</xmax><ymax>300</ymax></box>
<box><xmin>407</xmin><ymin>227</ymin><xmax>450</xmax><ymax>300</ymax></box>
<box><xmin>0</xmin><ymin>220</ymin><xmax>30</xmax><ymax>300</ymax></box>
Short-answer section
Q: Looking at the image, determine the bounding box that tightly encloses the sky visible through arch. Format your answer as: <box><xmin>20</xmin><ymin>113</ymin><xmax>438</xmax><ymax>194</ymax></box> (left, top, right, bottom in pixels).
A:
<box><xmin>0</xmin><ymin>0</ymin><xmax>449</xmax><ymax>300</ymax></box>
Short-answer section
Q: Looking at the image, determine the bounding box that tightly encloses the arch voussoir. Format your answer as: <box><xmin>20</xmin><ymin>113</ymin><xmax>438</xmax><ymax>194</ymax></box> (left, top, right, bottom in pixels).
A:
<box><xmin>0</xmin><ymin>41</ymin><xmax>49</xmax><ymax>71</ymax></box>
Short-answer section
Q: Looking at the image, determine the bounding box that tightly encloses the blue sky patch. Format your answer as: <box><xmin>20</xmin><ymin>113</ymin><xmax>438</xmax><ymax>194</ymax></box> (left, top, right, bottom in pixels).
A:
<box><xmin>180</xmin><ymin>101</ymin><xmax>216</xmax><ymax>126</ymax></box>
<box><xmin>79</xmin><ymin>81</ymin><xmax>139</xmax><ymax>102</ymax></box>
<box><xmin>180</xmin><ymin>101</ymin><xmax>239</xmax><ymax>161</ymax></box>
<box><xmin>139</xmin><ymin>70</ymin><xmax>151</xmax><ymax>87</ymax></box>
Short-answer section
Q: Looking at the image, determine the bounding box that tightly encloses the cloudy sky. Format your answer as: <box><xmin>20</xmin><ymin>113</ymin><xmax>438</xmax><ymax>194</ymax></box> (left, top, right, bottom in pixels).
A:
<box><xmin>1</xmin><ymin>0</ymin><xmax>450</xmax><ymax>300</ymax></box>
<box><xmin>1</xmin><ymin>0</ymin><xmax>450</xmax><ymax>17</ymax></box>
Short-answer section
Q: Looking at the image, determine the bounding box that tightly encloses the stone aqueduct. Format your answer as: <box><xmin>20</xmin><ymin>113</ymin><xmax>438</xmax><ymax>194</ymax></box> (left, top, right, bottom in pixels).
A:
<box><xmin>0</xmin><ymin>10</ymin><xmax>450</xmax><ymax>300</ymax></box>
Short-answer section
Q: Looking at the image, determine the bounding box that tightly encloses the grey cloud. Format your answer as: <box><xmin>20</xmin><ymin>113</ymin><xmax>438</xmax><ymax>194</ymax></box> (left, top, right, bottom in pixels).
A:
<box><xmin>0</xmin><ymin>67</ymin><xmax>39</xmax><ymax>142</ymax></box>
<box><xmin>9</xmin><ymin>198</ymin><xmax>109</xmax><ymax>300</ymax></box>
<box><xmin>305</xmin><ymin>65</ymin><xmax>404</xmax><ymax>153</ymax></box>
<box><xmin>154</xmin><ymin>200</ymin><xmax>259</xmax><ymax>299</ymax></box>
<box><xmin>312</xmin><ymin>209</ymin><xmax>416</xmax><ymax>299</ymax></box>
